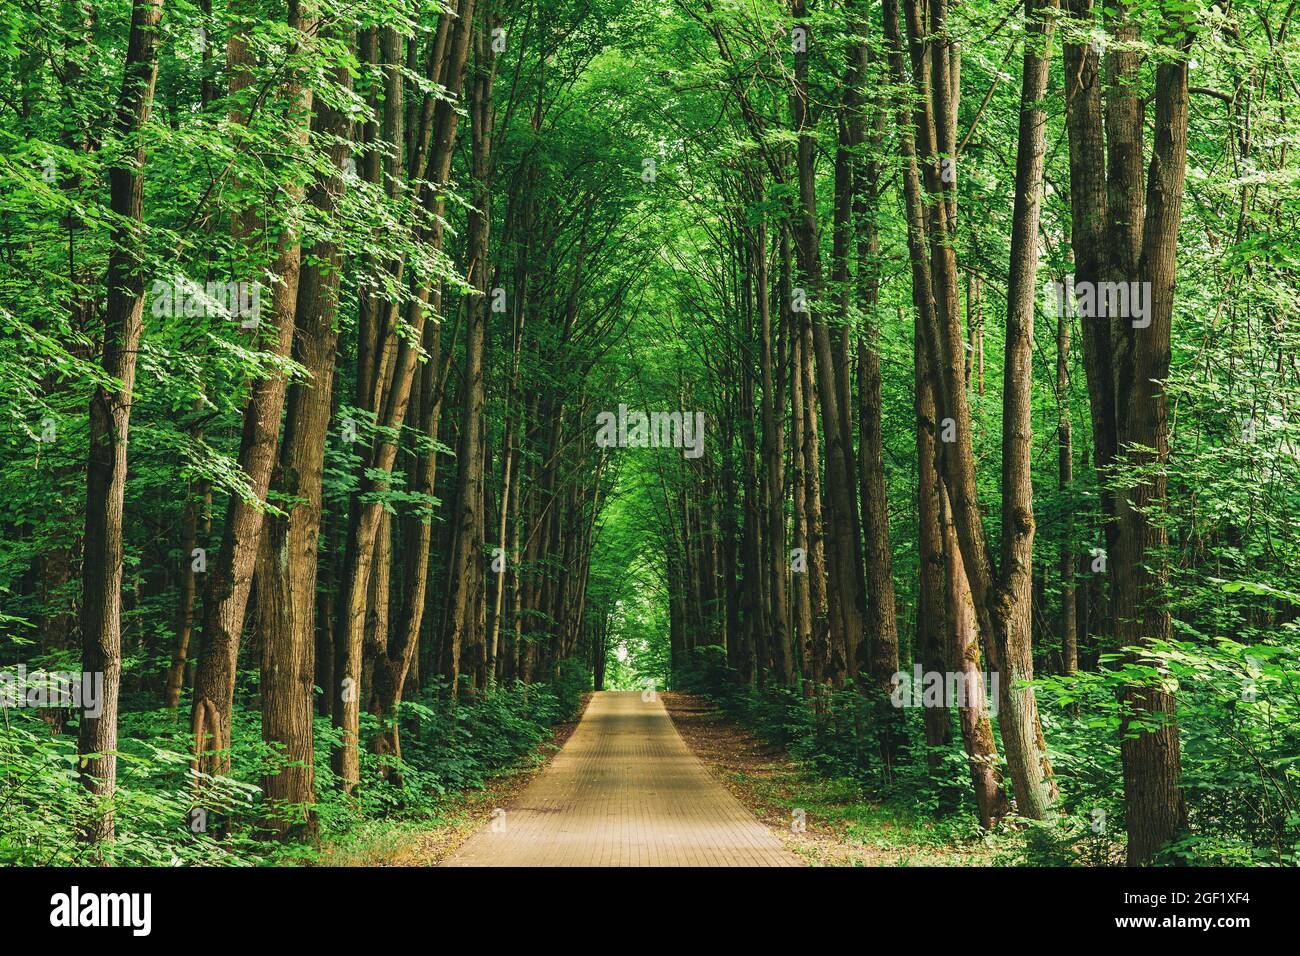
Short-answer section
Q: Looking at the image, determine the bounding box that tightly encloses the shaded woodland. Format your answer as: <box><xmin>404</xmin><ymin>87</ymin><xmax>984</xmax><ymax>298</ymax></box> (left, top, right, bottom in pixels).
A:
<box><xmin>1</xmin><ymin>0</ymin><xmax>1298</xmax><ymax>867</ymax></box>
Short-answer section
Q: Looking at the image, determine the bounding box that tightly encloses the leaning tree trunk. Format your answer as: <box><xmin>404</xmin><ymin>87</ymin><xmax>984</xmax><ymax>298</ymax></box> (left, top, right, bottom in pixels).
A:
<box><xmin>332</xmin><ymin>1</ymin><xmax>476</xmax><ymax>789</ymax></box>
<box><xmin>887</xmin><ymin>0</ymin><xmax>1057</xmax><ymax>817</ymax></box>
<box><xmin>990</xmin><ymin>0</ymin><xmax>1060</xmax><ymax>819</ymax></box>
<box><xmin>942</xmin><ymin>486</ymin><xmax>1010</xmax><ymax>828</ymax></box>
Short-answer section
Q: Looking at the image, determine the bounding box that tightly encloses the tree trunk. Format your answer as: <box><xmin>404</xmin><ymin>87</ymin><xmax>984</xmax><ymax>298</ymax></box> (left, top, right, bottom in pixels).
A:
<box><xmin>992</xmin><ymin>0</ymin><xmax>1059</xmax><ymax>819</ymax></box>
<box><xmin>441</xmin><ymin>13</ymin><xmax>495</xmax><ymax>697</ymax></box>
<box><xmin>942</xmin><ymin>486</ymin><xmax>1010</xmax><ymax>828</ymax></box>
<box><xmin>886</xmin><ymin>0</ymin><xmax>1057</xmax><ymax>817</ymax></box>
<box><xmin>78</xmin><ymin>0</ymin><xmax>164</xmax><ymax>845</ymax></box>
<box><xmin>191</xmin><ymin>4</ymin><xmax>314</xmax><ymax>781</ymax></box>
<box><xmin>1056</xmin><ymin>286</ymin><xmax>1077</xmax><ymax>675</ymax></box>
<box><xmin>1116</xmin><ymin>24</ymin><xmax>1193</xmax><ymax>865</ymax></box>
<box><xmin>915</xmin><ymin>318</ymin><xmax>950</xmax><ymax>762</ymax></box>
<box><xmin>333</xmin><ymin>1</ymin><xmax>476</xmax><ymax>789</ymax></box>
<box><xmin>850</xmin><ymin>37</ymin><xmax>900</xmax><ymax>692</ymax></box>
<box><xmin>791</xmin><ymin>0</ymin><xmax>865</xmax><ymax>685</ymax></box>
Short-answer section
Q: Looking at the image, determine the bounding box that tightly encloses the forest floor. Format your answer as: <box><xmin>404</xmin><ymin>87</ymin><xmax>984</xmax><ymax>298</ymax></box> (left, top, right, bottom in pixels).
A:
<box><xmin>660</xmin><ymin>692</ymin><xmax>999</xmax><ymax>866</ymax></box>
<box><xmin>320</xmin><ymin>693</ymin><xmax>592</xmax><ymax>866</ymax></box>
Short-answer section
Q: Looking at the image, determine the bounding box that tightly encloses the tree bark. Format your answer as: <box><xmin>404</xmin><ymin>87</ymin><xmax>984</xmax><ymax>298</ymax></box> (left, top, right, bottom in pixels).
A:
<box><xmin>992</xmin><ymin>0</ymin><xmax>1059</xmax><ymax>819</ymax></box>
<box><xmin>887</xmin><ymin>0</ymin><xmax>1057</xmax><ymax>817</ymax></box>
<box><xmin>441</xmin><ymin>11</ymin><xmax>496</xmax><ymax>697</ymax></box>
<box><xmin>791</xmin><ymin>0</ymin><xmax>865</xmax><ymax>685</ymax></box>
<box><xmin>915</xmin><ymin>318</ymin><xmax>950</xmax><ymax>762</ymax></box>
<box><xmin>333</xmin><ymin>1</ymin><xmax>476</xmax><ymax>789</ymax></box>
<box><xmin>191</xmin><ymin>2</ymin><xmax>314</xmax><ymax>781</ymax></box>
<box><xmin>1116</xmin><ymin>24</ymin><xmax>1193</xmax><ymax>865</ymax></box>
<box><xmin>78</xmin><ymin>0</ymin><xmax>164</xmax><ymax>845</ymax></box>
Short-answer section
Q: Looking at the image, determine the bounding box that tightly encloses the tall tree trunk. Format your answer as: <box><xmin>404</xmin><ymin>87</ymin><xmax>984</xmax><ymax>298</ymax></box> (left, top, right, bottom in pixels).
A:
<box><xmin>850</xmin><ymin>35</ymin><xmax>900</xmax><ymax>692</ymax></box>
<box><xmin>784</xmin><ymin>232</ymin><xmax>814</xmax><ymax>690</ymax></box>
<box><xmin>791</xmin><ymin>271</ymin><xmax>831</xmax><ymax>695</ymax></box>
<box><xmin>333</xmin><ymin>1</ymin><xmax>475</xmax><ymax>789</ymax></box>
<box><xmin>756</xmin><ymin>198</ymin><xmax>791</xmax><ymax>685</ymax></box>
<box><xmin>915</xmin><ymin>318</ymin><xmax>950</xmax><ymax>762</ymax></box>
<box><xmin>791</xmin><ymin>0</ymin><xmax>865</xmax><ymax>685</ymax></box>
<box><xmin>887</xmin><ymin>0</ymin><xmax>1057</xmax><ymax>817</ymax></box>
<box><xmin>941</xmin><ymin>485</ymin><xmax>1010</xmax><ymax>828</ymax></box>
<box><xmin>992</xmin><ymin>0</ymin><xmax>1060</xmax><ymax>818</ymax></box>
<box><xmin>441</xmin><ymin>12</ymin><xmax>496</xmax><ymax>697</ymax></box>
<box><xmin>1063</xmin><ymin>0</ymin><xmax>1118</xmax><ymax>568</ymax></box>
<box><xmin>1056</xmin><ymin>289</ymin><xmax>1077</xmax><ymax>675</ymax></box>
<box><xmin>1062</xmin><ymin>0</ymin><xmax>1191</xmax><ymax>860</ymax></box>
<box><xmin>253</xmin><ymin>27</ymin><xmax>350</xmax><ymax>842</ymax></box>
<box><xmin>191</xmin><ymin>4</ymin><xmax>314</xmax><ymax>781</ymax></box>
<box><xmin>373</xmin><ymin>281</ymin><xmax>452</xmax><ymax>767</ymax></box>
<box><xmin>367</xmin><ymin>15</ymin><xmax>459</xmax><ymax>760</ymax></box>
<box><xmin>78</xmin><ymin>0</ymin><xmax>164</xmax><ymax>845</ymax></box>
<box><xmin>1116</xmin><ymin>23</ymin><xmax>1193</xmax><ymax>865</ymax></box>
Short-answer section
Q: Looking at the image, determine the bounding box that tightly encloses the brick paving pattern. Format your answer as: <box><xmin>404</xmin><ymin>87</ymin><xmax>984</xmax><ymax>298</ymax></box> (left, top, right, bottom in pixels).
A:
<box><xmin>443</xmin><ymin>690</ymin><xmax>800</xmax><ymax>866</ymax></box>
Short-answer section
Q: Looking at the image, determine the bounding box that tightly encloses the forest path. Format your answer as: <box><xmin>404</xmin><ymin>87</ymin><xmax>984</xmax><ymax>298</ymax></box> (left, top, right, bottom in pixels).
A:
<box><xmin>442</xmin><ymin>690</ymin><xmax>801</xmax><ymax>866</ymax></box>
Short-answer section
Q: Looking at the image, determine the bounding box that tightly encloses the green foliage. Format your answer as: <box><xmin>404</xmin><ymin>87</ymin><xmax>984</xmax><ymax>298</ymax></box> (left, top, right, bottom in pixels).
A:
<box><xmin>681</xmin><ymin>626</ymin><xmax>1300</xmax><ymax>865</ymax></box>
<box><xmin>3</xmin><ymin>0</ymin><xmax>1300</xmax><ymax>870</ymax></box>
<box><xmin>0</xmin><ymin>679</ymin><xmax>573</xmax><ymax>866</ymax></box>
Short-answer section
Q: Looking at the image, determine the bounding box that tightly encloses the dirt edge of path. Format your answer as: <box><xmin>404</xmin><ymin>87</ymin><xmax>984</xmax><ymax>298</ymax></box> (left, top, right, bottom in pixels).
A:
<box><xmin>659</xmin><ymin>691</ymin><xmax>848</xmax><ymax>865</ymax></box>
<box><xmin>323</xmin><ymin>692</ymin><xmax>593</xmax><ymax>867</ymax></box>
<box><xmin>659</xmin><ymin>691</ymin><xmax>995</xmax><ymax>867</ymax></box>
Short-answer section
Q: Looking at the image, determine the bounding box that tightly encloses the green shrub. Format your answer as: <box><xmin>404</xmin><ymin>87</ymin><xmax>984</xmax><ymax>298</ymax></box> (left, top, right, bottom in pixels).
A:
<box><xmin>0</xmin><ymin>675</ymin><xmax>577</xmax><ymax>866</ymax></box>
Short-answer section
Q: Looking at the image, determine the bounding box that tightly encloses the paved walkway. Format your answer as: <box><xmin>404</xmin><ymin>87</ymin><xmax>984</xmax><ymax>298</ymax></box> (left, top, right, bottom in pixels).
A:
<box><xmin>443</xmin><ymin>690</ymin><xmax>799</xmax><ymax>866</ymax></box>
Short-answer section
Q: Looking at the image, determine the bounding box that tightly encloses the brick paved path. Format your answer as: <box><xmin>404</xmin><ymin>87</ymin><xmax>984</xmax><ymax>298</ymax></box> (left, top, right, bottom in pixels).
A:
<box><xmin>443</xmin><ymin>690</ymin><xmax>800</xmax><ymax>866</ymax></box>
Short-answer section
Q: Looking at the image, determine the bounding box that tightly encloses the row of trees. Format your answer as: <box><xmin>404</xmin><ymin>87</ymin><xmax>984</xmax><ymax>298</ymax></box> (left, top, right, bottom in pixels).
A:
<box><xmin>3</xmin><ymin>0</ymin><xmax>655</xmax><ymax>847</ymax></box>
<box><xmin>621</xmin><ymin>0</ymin><xmax>1297</xmax><ymax>865</ymax></box>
